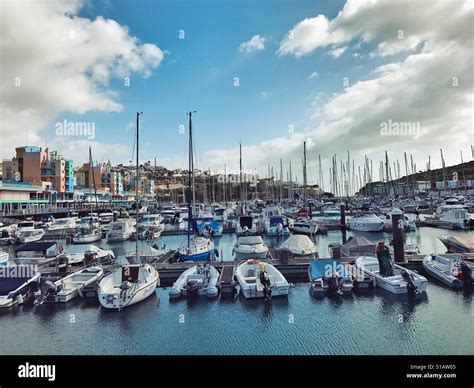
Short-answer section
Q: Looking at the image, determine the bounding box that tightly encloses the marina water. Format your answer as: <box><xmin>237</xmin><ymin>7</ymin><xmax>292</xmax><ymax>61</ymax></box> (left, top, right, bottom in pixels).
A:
<box><xmin>1</xmin><ymin>225</ymin><xmax>473</xmax><ymax>355</ymax></box>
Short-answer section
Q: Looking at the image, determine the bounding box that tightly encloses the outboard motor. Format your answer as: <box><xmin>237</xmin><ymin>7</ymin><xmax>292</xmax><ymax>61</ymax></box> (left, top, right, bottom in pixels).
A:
<box><xmin>401</xmin><ymin>270</ymin><xmax>420</xmax><ymax>295</ymax></box>
<box><xmin>326</xmin><ymin>276</ymin><xmax>338</xmax><ymax>294</ymax></box>
<box><xmin>34</xmin><ymin>280</ymin><xmax>58</xmax><ymax>306</ymax></box>
<box><xmin>84</xmin><ymin>250</ymin><xmax>99</xmax><ymax>266</ymax></box>
<box><xmin>186</xmin><ymin>280</ymin><xmax>200</xmax><ymax>296</ymax></box>
<box><xmin>460</xmin><ymin>261</ymin><xmax>472</xmax><ymax>289</ymax></box>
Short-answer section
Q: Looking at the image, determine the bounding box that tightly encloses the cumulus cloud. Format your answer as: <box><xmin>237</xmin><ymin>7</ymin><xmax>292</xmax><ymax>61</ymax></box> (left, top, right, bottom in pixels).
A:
<box><xmin>308</xmin><ymin>71</ymin><xmax>319</xmax><ymax>79</ymax></box>
<box><xmin>217</xmin><ymin>0</ymin><xmax>473</xmax><ymax>188</ymax></box>
<box><xmin>238</xmin><ymin>34</ymin><xmax>266</xmax><ymax>53</ymax></box>
<box><xmin>0</xmin><ymin>0</ymin><xmax>164</xmax><ymax>161</ymax></box>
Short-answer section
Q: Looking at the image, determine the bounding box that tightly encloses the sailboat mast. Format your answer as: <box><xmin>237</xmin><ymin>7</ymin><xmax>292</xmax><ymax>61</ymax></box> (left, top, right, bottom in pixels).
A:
<box><xmin>187</xmin><ymin>111</ymin><xmax>195</xmax><ymax>249</ymax></box>
<box><xmin>89</xmin><ymin>147</ymin><xmax>99</xmax><ymax>214</ymax></box>
<box><xmin>136</xmin><ymin>111</ymin><xmax>142</xmax><ymax>262</ymax></box>
<box><xmin>239</xmin><ymin>142</ymin><xmax>243</xmax><ymax>214</ymax></box>
<box><xmin>303</xmin><ymin>141</ymin><xmax>307</xmax><ymax>203</ymax></box>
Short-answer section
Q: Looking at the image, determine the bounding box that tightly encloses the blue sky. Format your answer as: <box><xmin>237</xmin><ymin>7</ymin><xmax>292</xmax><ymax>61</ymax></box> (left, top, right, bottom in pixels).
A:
<box><xmin>68</xmin><ymin>0</ymin><xmax>347</xmax><ymax>164</ymax></box>
<box><xmin>2</xmin><ymin>0</ymin><xmax>472</xmax><ymax>191</ymax></box>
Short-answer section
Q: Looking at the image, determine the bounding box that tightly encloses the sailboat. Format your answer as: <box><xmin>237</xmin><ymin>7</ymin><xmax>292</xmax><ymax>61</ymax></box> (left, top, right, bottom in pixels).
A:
<box><xmin>98</xmin><ymin>112</ymin><xmax>160</xmax><ymax>310</ymax></box>
<box><xmin>73</xmin><ymin>148</ymin><xmax>102</xmax><ymax>243</ymax></box>
<box><xmin>178</xmin><ymin>111</ymin><xmax>216</xmax><ymax>262</ymax></box>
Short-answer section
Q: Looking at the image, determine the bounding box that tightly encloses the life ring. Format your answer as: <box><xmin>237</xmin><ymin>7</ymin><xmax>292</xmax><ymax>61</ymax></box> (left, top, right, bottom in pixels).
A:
<box><xmin>247</xmin><ymin>259</ymin><xmax>260</xmax><ymax>265</ymax></box>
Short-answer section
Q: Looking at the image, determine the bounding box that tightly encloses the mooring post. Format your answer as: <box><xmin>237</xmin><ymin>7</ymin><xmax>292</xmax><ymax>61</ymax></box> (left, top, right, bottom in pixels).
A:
<box><xmin>340</xmin><ymin>203</ymin><xmax>347</xmax><ymax>243</ymax></box>
<box><xmin>391</xmin><ymin>207</ymin><xmax>405</xmax><ymax>262</ymax></box>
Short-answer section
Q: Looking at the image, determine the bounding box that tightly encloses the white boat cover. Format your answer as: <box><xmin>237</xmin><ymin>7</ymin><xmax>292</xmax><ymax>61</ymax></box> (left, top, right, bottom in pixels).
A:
<box><xmin>279</xmin><ymin>235</ymin><xmax>315</xmax><ymax>253</ymax></box>
<box><xmin>341</xmin><ymin>236</ymin><xmax>376</xmax><ymax>257</ymax></box>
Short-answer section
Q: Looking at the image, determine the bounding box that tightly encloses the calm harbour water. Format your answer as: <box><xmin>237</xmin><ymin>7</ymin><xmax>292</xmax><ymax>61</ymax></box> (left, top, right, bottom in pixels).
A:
<box><xmin>1</xmin><ymin>223</ymin><xmax>473</xmax><ymax>355</ymax></box>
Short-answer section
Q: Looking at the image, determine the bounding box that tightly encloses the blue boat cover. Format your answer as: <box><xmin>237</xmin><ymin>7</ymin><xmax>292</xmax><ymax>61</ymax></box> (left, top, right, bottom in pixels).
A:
<box><xmin>309</xmin><ymin>259</ymin><xmax>351</xmax><ymax>281</ymax></box>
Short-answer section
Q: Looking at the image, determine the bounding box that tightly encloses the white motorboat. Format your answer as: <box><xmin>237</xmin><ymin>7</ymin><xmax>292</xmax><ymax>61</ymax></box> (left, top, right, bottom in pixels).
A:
<box><xmin>15</xmin><ymin>220</ymin><xmax>36</xmax><ymax>233</ymax></box>
<box><xmin>34</xmin><ymin>266</ymin><xmax>104</xmax><ymax>304</ymax></box>
<box><xmin>278</xmin><ymin>235</ymin><xmax>317</xmax><ymax>257</ymax></box>
<box><xmin>348</xmin><ymin>214</ymin><xmax>385</xmax><ymax>232</ymax></box>
<box><xmin>16</xmin><ymin>229</ymin><xmax>45</xmax><ymax>244</ymax></box>
<box><xmin>233</xmin><ymin>235</ymin><xmax>269</xmax><ymax>260</ymax></box>
<box><xmin>139</xmin><ymin>214</ymin><xmax>164</xmax><ymax>231</ymax></box>
<box><xmin>381</xmin><ymin>212</ymin><xmax>416</xmax><ymax>231</ymax></box>
<box><xmin>235</xmin><ymin>260</ymin><xmax>289</xmax><ymax>299</ymax></box>
<box><xmin>99</xmin><ymin>212</ymin><xmax>114</xmax><ymax>224</ymax></box>
<box><xmin>46</xmin><ymin>217</ymin><xmax>77</xmax><ymax>234</ymax></box>
<box><xmin>59</xmin><ymin>244</ymin><xmax>115</xmax><ymax>266</ymax></box>
<box><xmin>422</xmin><ymin>254</ymin><xmax>472</xmax><ymax>289</ymax></box>
<box><xmin>292</xmin><ymin>218</ymin><xmax>319</xmax><ymax>235</ymax></box>
<box><xmin>424</xmin><ymin>204</ymin><xmax>472</xmax><ymax>229</ymax></box>
<box><xmin>78</xmin><ymin>216</ymin><xmax>100</xmax><ymax>229</ymax></box>
<box><xmin>236</xmin><ymin>215</ymin><xmax>258</xmax><ymax>236</ymax></box>
<box><xmin>355</xmin><ymin>256</ymin><xmax>428</xmax><ymax>294</ymax></box>
<box><xmin>0</xmin><ymin>266</ymin><xmax>40</xmax><ymax>308</ymax></box>
<box><xmin>106</xmin><ymin>220</ymin><xmax>135</xmax><ymax>242</ymax></box>
<box><xmin>72</xmin><ymin>228</ymin><xmax>102</xmax><ymax>244</ymax></box>
<box><xmin>169</xmin><ymin>262</ymin><xmax>219</xmax><ymax>298</ymax></box>
<box><xmin>97</xmin><ymin>264</ymin><xmax>159</xmax><ymax>310</ymax></box>
<box><xmin>313</xmin><ymin>208</ymin><xmax>341</xmax><ymax>227</ymax></box>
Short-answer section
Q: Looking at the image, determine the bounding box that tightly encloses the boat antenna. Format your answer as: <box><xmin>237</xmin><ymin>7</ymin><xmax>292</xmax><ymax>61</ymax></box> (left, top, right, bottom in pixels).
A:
<box><xmin>136</xmin><ymin>111</ymin><xmax>143</xmax><ymax>264</ymax></box>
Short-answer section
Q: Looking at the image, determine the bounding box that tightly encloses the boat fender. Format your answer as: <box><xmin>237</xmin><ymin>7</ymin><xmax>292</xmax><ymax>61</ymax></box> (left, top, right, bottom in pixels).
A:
<box><xmin>16</xmin><ymin>293</ymin><xmax>24</xmax><ymax>305</ymax></box>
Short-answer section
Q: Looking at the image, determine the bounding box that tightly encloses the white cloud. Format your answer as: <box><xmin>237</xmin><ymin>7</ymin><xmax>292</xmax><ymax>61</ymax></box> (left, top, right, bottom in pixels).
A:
<box><xmin>329</xmin><ymin>46</ymin><xmax>347</xmax><ymax>58</ymax></box>
<box><xmin>308</xmin><ymin>71</ymin><xmax>319</xmax><ymax>79</ymax></box>
<box><xmin>238</xmin><ymin>34</ymin><xmax>266</xmax><ymax>53</ymax></box>
<box><xmin>0</xmin><ymin>0</ymin><xmax>164</xmax><ymax>161</ymax></box>
<box><xmin>260</xmin><ymin>91</ymin><xmax>272</xmax><ymax>98</ymax></box>
<box><xmin>212</xmin><ymin>0</ymin><xmax>473</xmax><ymax>190</ymax></box>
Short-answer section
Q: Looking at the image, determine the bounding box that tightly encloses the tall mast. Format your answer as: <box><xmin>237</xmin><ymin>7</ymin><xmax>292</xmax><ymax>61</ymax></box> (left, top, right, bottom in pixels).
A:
<box><xmin>303</xmin><ymin>141</ymin><xmax>307</xmax><ymax>203</ymax></box>
<box><xmin>89</xmin><ymin>147</ymin><xmax>99</xmax><ymax>214</ymax></box>
<box><xmin>187</xmin><ymin>111</ymin><xmax>196</xmax><ymax>249</ymax></box>
<box><xmin>135</xmin><ymin>111</ymin><xmax>142</xmax><ymax>262</ymax></box>
<box><xmin>279</xmin><ymin>159</ymin><xmax>283</xmax><ymax>203</ymax></box>
<box><xmin>289</xmin><ymin>160</ymin><xmax>293</xmax><ymax>201</ymax></box>
<box><xmin>239</xmin><ymin>142</ymin><xmax>243</xmax><ymax>214</ymax></box>
<box><xmin>461</xmin><ymin>151</ymin><xmax>467</xmax><ymax>194</ymax></box>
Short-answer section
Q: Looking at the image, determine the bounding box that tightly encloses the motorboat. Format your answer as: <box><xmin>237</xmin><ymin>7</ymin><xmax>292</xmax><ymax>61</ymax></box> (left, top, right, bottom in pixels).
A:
<box><xmin>236</xmin><ymin>215</ymin><xmax>258</xmax><ymax>236</ymax></box>
<box><xmin>424</xmin><ymin>204</ymin><xmax>472</xmax><ymax>229</ymax></box>
<box><xmin>233</xmin><ymin>235</ymin><xmax>269</xmax><ymax>260</ymax></box>
<box><xmin>97</xmin><ymin>263</ymin><xmax>159</xmax><ymax>310</ymax></box>
<box><xmin>16</xmin><ymin>229</ymin><xmax>45</xmax><ymax>244</ymax></box>
<box><xmin>15</xmin><ymin>220</ymin><xmax>36</xmax><ymax>233</ymax></box>
<box><xmin>292</xmin><ymin>218</ymin><xmax>319</xmax><ymax>235</ymax></box>
<box><xmin>213</xmin><ymin>207</ymin><xmax>228</xmax><ymax>222</ymax></box>
<box><xmin>313</xmin><ymin>208</ymin><xmax>341</xmax><ymax>227</ymax></box>
<box><xmin>169</xmin><ymin>262</ymin><xmax>219</xmax><ymax>298</ymax></box>
<box><xmin>381</xmin><ymin>212</ymin><xmax>416</xmax><ymax>232</ymax></box>
<box><xmin>197</xmin><ymin>220</ymin><xmax>223</xmax><ymax>237</ymax></box>
<box><xmin>14</xmin><ymin>241</ymin><xmax>59</xmax><ymax>265</ymax></box>
<box><xmin>438</xmin><ymin>235</ymin><xmax>474</xmax><ymax>253</ymax></box>
<box><xmin>422</xmin><ymin>254</ymin><xmax>472</xmax><ymax>289</ymax></box>
<box><xmin>46</xmin><ymin>217</ymin><xmax>77</xmax><ymax>234</ymax></box>
<box><xmin>265</xmin><ymin>215</ymin><xmax>290</xmax><ymax>236</ymax></box>
<box><xmin>58</xmin><ymin>244</ymin><xmax>115</xmax><ymax>266</ymax></box>
<box><xmin>139</xmin><ymin>214</ymin><xmax>164</xmax><ymax>232</ymax></box>
<box><xmin>355</xmin><ymin>256</ymin><xmax>427</xmax><ymax>294</ymax></box>
<box><xmin>99</xmin><ymin>211</ymin><xmax>114</xmax><ymax>224</ymax></box>
<box><xmin>0</xmin><ymin>265</ymin><xmax>40</xmax><ymax>308</ymax></box>
<box><xmin>278</xmin><ymin>235</ymin><xmax>317</xmax><ymax>257</ymax></box>
<box><xmin>308</xmin><ymin>259</ymin><xmax>353</xmax><ymax>295</ymax></box>
<box><xmin>78</xmin><ymin>216</ymin><xmax>100</xmax><ymax>229</ymax></box>
<box><xmin>348</xmin><ymin>213</ymin><xmax>385</xmax><ymax>232</ymax></box>
<box><xmin>178</xmin><ymin>236</ymin><xmax>216</xmax><ymax>262</ymax></box>
<box><xmin>235</xmin><ymin>260</ymin><xmax>289</xmax><ymax>299</ymax></box>
<box><xmin>34</xmin><ymin>266</ymin><xmax>104</xmax><ymax>304</ymax></box>
<box><xmin>106</xmin><ymin>220</ymin><xmax>135</xmax><ymax>242</ymax></box>
<box><xmin>72</xmin><ymin>228</ymin><xmax>102</xmax><ymax>244</ymax></box>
